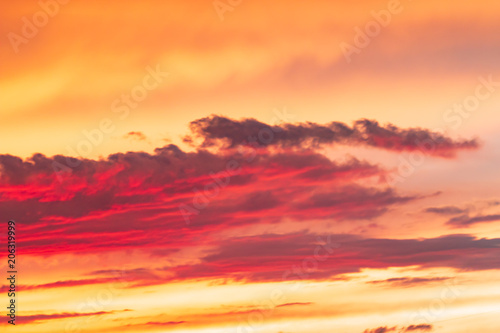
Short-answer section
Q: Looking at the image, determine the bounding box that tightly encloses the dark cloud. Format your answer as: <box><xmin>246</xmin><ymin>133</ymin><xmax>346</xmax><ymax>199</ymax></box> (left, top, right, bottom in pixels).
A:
<box><xmin>186</xmin><ymin>115</ymin><xmax>478</xmax><ymax>157</ymax></box>
<box><xmin>158</xmin><ymin>232</ymin><xmax>500</xmax><ymax>283</ymax></box>
<box><xmin>367</xmin><ymin>277</ymin><xmax>450</xmax><ymax>287</ymax></box>
<box><xmin>11</xmin><ymin>311</ymin><xmax>121</xmax><ymax>325</ymax></box>
<box><xmin>425</xmin><ymin>206</ymin><xmax>467</xmax><ymax>215</ymax></box>
<box><xmin>363</xmin><ymin>324</ymin><xmax>433</xmax><ymax>333</ymax></box>
<box><xmin>0</xmin><ymin>268</ymin><xmax>162</xmax><ymax>293</ymax></box>
<box><xmin>294</xmin><ymin>185</ymin><xmax>418</xmax><ymax>220</ymax></box>
<box><xmin>405</xmin><ymin>324</ymin><xmax>433</xmax><ymax>331</ymax></box>
<box><xmin>88</xmin><ymin>268</ymin><xmax>160</xmax><ymax>281</ymax></box>
<box><xmin>364</xmin><ymin>327</ymin><xmax>397</xmax><ymax>333</ymax></box>
<box><xmin>0</xmin><ymin>278</ymin><xmax>110</xmax><ymax>293</ymax></box>
<box><xmin>3</xmin><ymin>232</ymin><xmax>499</xmax><ymax>290</ymax></box>
<box><xmin>447</xmin><ymin>214</ymin><xmax>500</xmax><ymax>227</ymax></box>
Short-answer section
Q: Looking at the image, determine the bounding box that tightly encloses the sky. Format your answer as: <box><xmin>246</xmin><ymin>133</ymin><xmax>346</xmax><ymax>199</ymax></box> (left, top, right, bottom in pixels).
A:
<box><xmin>1</xmin><ymin>0</ymin><xmax>500</xmax><ymax>332</ymax></box>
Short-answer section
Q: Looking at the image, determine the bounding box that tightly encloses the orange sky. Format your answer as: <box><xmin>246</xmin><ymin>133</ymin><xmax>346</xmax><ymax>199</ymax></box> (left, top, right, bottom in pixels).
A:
<box><xmin>1</xmin><ymin>1</ymin><xmax>500</xmax><ymax>332</ymax></box>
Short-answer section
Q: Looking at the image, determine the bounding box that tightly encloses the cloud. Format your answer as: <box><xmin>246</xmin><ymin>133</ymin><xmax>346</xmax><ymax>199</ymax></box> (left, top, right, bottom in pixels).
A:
<box><xmin>0</xmin><ymin>268</ymin><xmax>160</xmax><ymax>293</ymax></box>
<box><xmin>0</xmin><ymin>142</ymin><xmax>402</xmax><ymax>255</ymax></box>
<box><xmin>275</xmin><ymin>302</ymin><xmax>313</xmax><ymax>308</ymax></box>
<box><xmin>7</xmin><ymin>311</ymin><xmax>122</xmax><ymax>325</ymax></box>
<box><xmin>124</xmin><ymin>131</ymin><xmax>148</xmax><ymax>141</ymax></box>
<box><xmin>294</xmin><ymin>185</ymin><xmax>418</xmax><ymax>220</ymax></box>
<box><xmin>132</xmin><ymin>321</ymin><xmax>186</xmax><ymax>326</ymax></box>
<box><xmin>157</xmin><ymin>232</ymin><xmax>500</xmax><ymax>283</ymax></box>
<box><xmin>0</xmin><ymin>278</ymin><xmax>114</xmax><ymax>293</ymax></box>
<box><xmin>0</xmin><ymin>115</ymin><xmax>486</xmax><ymax>291</ymax></box>
<box><xmin>88</xmin><ymin>268</ymin><xmax>160</xmax><ymax>280</ymax></box>
<box><xmin>364</xmin><ymin>327</ymin><xmax>397</xmax><ymax>333</ymax></box>
<box><xmin>425</xmin><ymin>206</ymin><xmax>467</xmax><ymax>215</ymax></box>
<box><xmin>446</xmin><ymin>214</ymin><xmax>500</xmax><ymax>227</ymax></box>
<box><xmin>186</xmin><ymin>115</ymin><xmax>478</xmax><ymax>157</ymax></box>
<box><xmin>363</xmin><ymin>324</ymin><xmax>433</xmax><ymax>333</ymax></box>
<box><xmin>367</xmin><ymin>277</ymin><xmax>450</xmax><ymax>287</ymax></box>
<box><xmin>3</xmin><ymin>232</ymin><xmax>499</xmax><ymax>290</ymax></box>
<box><xmin>404</xmin><ymin>324</ymin><xmax>433</xmax><ymax>331</ymax></box>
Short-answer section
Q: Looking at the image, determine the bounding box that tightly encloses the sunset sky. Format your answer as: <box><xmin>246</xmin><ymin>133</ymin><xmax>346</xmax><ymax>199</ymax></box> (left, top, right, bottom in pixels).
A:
<box><xmin>1</xmin><ymin>0</ymin><xmax>500</xmax><ymax>332</ymax></box>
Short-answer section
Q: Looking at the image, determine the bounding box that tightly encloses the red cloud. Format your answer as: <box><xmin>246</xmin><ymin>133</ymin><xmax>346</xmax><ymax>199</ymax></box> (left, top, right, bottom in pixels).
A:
<box><xmin>0</xmin><ymin>145</ymin><xmax>405</xmax><ymax>256</ymax></box>
<box><xmin>0</xmin><ymin>311</ymin><xmax>124</xmax><ymax>325</ymax></box>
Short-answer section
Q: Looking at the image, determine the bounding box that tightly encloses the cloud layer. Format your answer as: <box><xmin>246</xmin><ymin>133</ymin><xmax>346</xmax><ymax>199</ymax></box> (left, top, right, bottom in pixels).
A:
<box><xmin>0</xmin><ymin>116</ymin><xmax>493</xmax><ymax>294</ymax></box>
